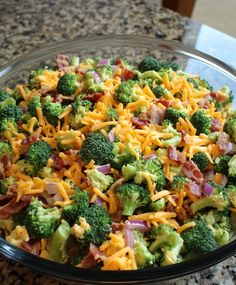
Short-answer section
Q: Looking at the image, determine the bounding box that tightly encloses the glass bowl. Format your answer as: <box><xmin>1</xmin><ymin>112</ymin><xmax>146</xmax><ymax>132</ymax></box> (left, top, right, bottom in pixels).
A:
<box><xmin>0</xmin><ymin>35</ymin><xmax>236</xmax><ymax>284</ymax></box>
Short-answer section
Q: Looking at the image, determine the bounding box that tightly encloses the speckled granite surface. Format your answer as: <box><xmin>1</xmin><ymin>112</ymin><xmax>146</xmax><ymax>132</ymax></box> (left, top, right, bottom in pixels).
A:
<box><xmin>0</xmin><ymin>0</ymin><xmax>235</xmax><ymax>284</ymax></box>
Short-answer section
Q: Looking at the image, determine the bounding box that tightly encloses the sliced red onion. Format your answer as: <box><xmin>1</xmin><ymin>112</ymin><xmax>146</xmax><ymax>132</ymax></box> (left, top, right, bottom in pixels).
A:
<box><xmin>203</xmin><ymin>183</ymin><xmax>214</xmax><ymax>196</ymax></box>
<box><xmin>45</xmin><ymin>182</ymin><xmax>58</xmax><ymax>195</ymax></box>
<box><xmin>111</xmin><ymin>65</ymin><xmax>118</xmax><ymax>71</ymax></box>
<box><xmin>204</xmin><ymin>170</ymin><xmax>215</xmax><ymax>181</ymax></box>
<box><xmin>89</xmin><ymin>71</ymin><xmax>101</xmax><ymax>83</ymax></box>
<box><xmin>108</xmin><ymin>130</ymin><xmax>115</xmax><ymax>142</ymax></box>
<box><xmin>218</xmin><ymin>174</ymin><xmax>228</xmax><ymax>187</ymax></box>
<box><xmin>126</xmin><ymin>220</ymin><xmax>149</xmax><ymax>232</ymax></box>
<box><xmin>97</xmin><ymin>59</ymin><xmax>110</xmax><ymax>67</ymax></box>
<box><xmin>229</xmin><ymin>143</ymin><xmax>236</xmax><ymax>155</ymax></box>
<box><xmin>96</xmin><ymin>164</ymin><xmax>111</xmax><ymax>174</ymax></box>
<box><xmin>124</xmin><ymin>226</ymin><xmax>134</xmax><ymax>248</ymax></box>
<box><xmin>144</xmin><ymin>153</ymin><xmax>157</xmax><ymax>160</ymax></box>
<box><xmin>93</xmin><ymin>196</ymin><xmax>103</xmax><ymax>206</ymax></box>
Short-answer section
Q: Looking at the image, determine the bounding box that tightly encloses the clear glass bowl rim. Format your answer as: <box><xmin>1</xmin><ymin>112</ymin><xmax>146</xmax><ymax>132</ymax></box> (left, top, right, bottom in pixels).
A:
<box><xmin>0</xmin><ymin>35</ymin><xmax>236</xmax><ymax>283</ymax></box>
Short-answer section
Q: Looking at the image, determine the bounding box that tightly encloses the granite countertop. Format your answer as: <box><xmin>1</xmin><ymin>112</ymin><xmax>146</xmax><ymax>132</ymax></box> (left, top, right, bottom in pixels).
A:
<box><xmin>0</xmin><ymin>0</ymin><xmax>236</xmax><ymax>284</ymax></box>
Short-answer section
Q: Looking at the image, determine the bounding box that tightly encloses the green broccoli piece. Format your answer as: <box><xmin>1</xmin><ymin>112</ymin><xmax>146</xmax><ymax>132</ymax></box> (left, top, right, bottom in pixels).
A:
<box><xmin>190</xmin><ymin>110</ymin><xmax>211</xmax><ymax>135</ymax></box>
<box><xmin>85</xmin><ymin>70</ymin><xmax>103</xmax><ymax>93</ymax></box>
<box><xmin>24</xmin><ymin>198</ymin><xmax>61</xmax><ymax>239</ymax></box>
<box><xmin>214</xmin><ymin>155</ymin><xmax>231</xmax><ymax>175</ymax></box>
<box><xmin>97</xmin><ymin>65</ymin><xmax>114</xmax><ymax>81</ymax></box>
<box><xmin>57</xmin><ymin>73</ymin><xmax>78</xmax><ymax>96</ymax></box>
<box><xmin>116</xmin><ymin>182</ymin><xmax>150</xmax><ymax>216</ymax></box>
<box><xmin>0</xmin><ymin>102</ymin><xmax>23</xmax><ymax>130</ymax></box>
<box><xmin>26</xmin><ymin>140</ymin><xmax>52</xmax><ymax>174</ymax></box>
<box><xmin>16</xmin><ymin>159</ymin><xmax>35</xmax><ymax>176</ymax></box>
<box><xmin>149</xmin><ymin>224</ymin><xmax>183</xmax><ymax>266</ymax></box>
<box><xmin>86</xmin><ymin>169</ymin><xmax>114</xmax><ymax>192</ymax></box>
<box><xmin>202</xmin><ymin>210</ymin><xmax>231</xmax><ymax>245</ymax></box>
<box><xmin>39</xmin><ymin>166</ymin><xmax>52</xmax><ymax>178</ymax></box>
<box><xmin>0</xmin><ymin>89</ymin><xmax>11</xmax><ymax>102</ymax></box>
<box><xmin>191</xmin><ymin>152</ymin><xmax>209</xmax><ymax>172</ymax></box>
<box><xmin>152</xmin><ymin>85</ymin><xmax>168</xmax><ymax>98</ymax></box>
<box><xmin>138</xmin><ymin>56</ymin><xmax>162</xmax><ymax>72</ymax></box>
<box><xmin>62</xmin><ymin>188</ymin><xmax>89</xmax><ymax>226</ymax></box>
<box><xmin>77</xmin><ymin>205</ymin><xmax>112</xmax><ymax>245</ymax></box>
<box><xmin>190</xmin><ymin>184</ymin><xmax>229</xmax><ymax>214</ymax></box>
<box><xmin>161</xmin><ymin>62</ymin><xmax>182</xmax><ymax>72</ymax></box>
<box><xmin>214</xmin><ymin>86</ymin><xmax>233</xmax><ymax>110</ymax></box>
<box><xmin>182</xmin><ymin>219</ymin><xmax>217</xmax><ymax>255</ymax></box>
<box><xmin>228</xmin><ymin>155</ymin><xmax>236</xmax><ymax>178</ymax></box>
<box><xmin>198</xmin><ymin>78</ymin><xmax>213</xmax><ymax>91</ymax></box>
<box><xmin>42</xmin><ymin>96</ymin><xmax>64</xmax><ymax>126</ymax></box>
<box><xmin>106</xmin><ymin>107</ymin><xmax>118</xmax><ymax>121</ymax></box>
<box><xmin>169</xmin><ymin>175</ymin><xmax>190</xmax><ymax>191</ymax></box>
<box><xmin>226</xmin><ymin>185</ymin><xmax>236</xmax><ymax>208</ymax></box>
<box><xmin>165</xmin><ymin>107</ymin><xmax>187</xmax><ymax>127</ymax></box>
<box><xmin>28</xmin><ymin>69</ymin><xmax>45</xmax><ymax>90</ymax></box>
<box><xmin>161</xmin><ymin>123</ymin><xmax>182</xmax><ymax>147</ymax></box>
<box><xmin>47</xmin><ymin>219</ymin><xmax>71</xmax><ymax>263</ymax></box>
<box><xmin>0</xmin><ymin>142</ymin><xmax>12</xmax><ymax>160</ymax></box>
<box><xmin>80</xmin><ymin>132</ymin><xmax>114</xmax><ymax>165</ymax></box>
<box><xmin>115</xmin><ymin>80</ymin><xmax>138</xmax><ymax>106</ymax></box>
<box><xmin>0</xmin><ymin>177</ymin><xmax>15</xmax><ymax>195</ymax></box>
<box><xmin>187</xmin><ymin>78</ymin><xmax>199</xmax><ymax>90</ymax></box>
<box><xmin>71</xmin><ymin>98</ymin><xmax>92</xmax><ymax>129</ymax></box>
<box><xmin>28</xmin><ymin>95</ymin><xmax>41</xmax><ymax>117</ymax></box>
<box><xmin>149</xmin><ymin>198</ymin><xmax>166</xmax><ymax>211</ymax></box>
<box><xmin>133</xmin><ymin>230</ymin><xmax>155</xmax><ymax>268</ymax></box>
<box><xmin>56</xmin><ymin>130</ymin><xmax>79</xmax><ymax>151</ymax></box>
<box><xmin>111</xmin><ymin>144</ymin><xmax>136</xmax><ymax>170</ymax></box>
<box><xmin>224</xmin><ymin>118</ymin><xmax>236</xmax><ymax>143</ymax></box>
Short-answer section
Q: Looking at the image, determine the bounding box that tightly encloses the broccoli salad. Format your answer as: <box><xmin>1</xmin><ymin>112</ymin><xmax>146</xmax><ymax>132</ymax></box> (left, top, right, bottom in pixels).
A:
<box><xmin>0</xmin><ymin>54</ymin><xmax>236</xmax><ymax>270</ymax></box>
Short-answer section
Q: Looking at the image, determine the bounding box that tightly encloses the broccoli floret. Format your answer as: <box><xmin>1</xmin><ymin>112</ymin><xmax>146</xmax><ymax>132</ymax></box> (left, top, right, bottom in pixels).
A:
<box><xmin>0</xmin><ymin>142</ymin><xmax>12</xmax><ymax>160</ymax></box>
<box><xmin>0</xmin><ymin>177</ymin><xmax>15</xmax><ymax>195</ymax></box>
<box><xmin>39</xmin><ymin>166</ymin><xmax>52</xmax><ymax>178</ymax></box>
<box><xmin>28</xmin><ymin>95</ymin><xmax>41</xmax><ymax>117</ymax></box>
<box><xmin>0</xmin><ymin>89</ymin><xmax>11</xmax><ymax>102</ymax></box>
<box><xmin>138</xmin><ymin>56</ymin><xmax>162</xmax><ymax>73</ymax></box>
<box><xmin>152</xmin><ymin>85</ymin><xmax>168</xmax><ymax>98</ymax></box>
<box><xmin>214</xmin><ymin>155</ymin><xmax>231</xmax><ymax>175</ymax></box>
<box><xmin>202</xmin><ymin>210</ymin><xmax>231</xmax><ymax>245</ymax></box>
<box><xmin>57</xmin><ymin>73</ymin><xmax>78</xmax><ymax>96</ymax></box>
<box><xmin>28</xmin><ymin>69</ymin><xmax>45</xmax><ymax>90</ymax></box>
<box><xmin>199</xmin><ymin>78</ymin><xmax>213</xmax><ymax>91</ymax></box>
<box><xmin>47</xmin><ymin>220</ymin><xmax>71</xmax><ymax>263</ymax></box>
<box><xmin>111</xmin><ymin>144</ymin><xmax>136</xmax><ymax>170</ymax></box>
<box><xmin>187</xmin><ymin>78</ymin><xmax>199</xmax><ymax>90</ymax></box>
<box><xmin>149</xmin><ymin>224</ymin><xmax>183</xmax><ymax>266</ymax></box>
<box><xmin>165</xmin><ymin>107</ymin><xmax>187</xmax><ymax>127</ymax></box>
<box><xmin>24</xmin><ymin>198</ymin><xmax>61</xmax><ymax>239</ymax></box>
<box><xmin>77</xmin><ymin>205</ymin><xmax>112</xmax><ymax>245</ymax></box>
<box><xmin>80</xmin><ymin>132</ymin><xmax>114</xmax><ymax>165</ymax></box>
<box><xmin>42</xmin><ymin>96</ymin><xmax>64</xmax><ymax>126</ymax></box>
<box><xmin>86</xmin><ymin>169</ymin><xmax>114</xmax><ymax>192</ymax></box>
<box><xmin>115</xmin><ymin>80</ymin><xmax>138</xmax><ymax>106</ymax></box>
<box><xmin>117</xmin><ymin>182</ymin><xmax>150</xmax><ymax>216</ymax></box>
<box><xmin>226</xmin><ymin>185</ymin><xmax>236</xmax><ymax>208</ymax></box>
<box><xmin>71</xmin><ymin>98</ymin><xmax>92</xmax><ymax>129</ymax></box>
<box><xmin>0</xmin><ymin>103</ymin><xmax>23</xmax><ymax>130</ymax></box>
<box><xmin>26</xmin><ymin>140</ymin><xmax>52</xmax><ymax>174</ymax></box>
<box><xmin>224</xmin><ymin>118</ymin><xmax>236</xmax><ymax>143</ymax></box>
<box><xmin>161</xmin><ymin>62</ymin><xmax>182</xmax><ymax>71</ymax></box>
<box><xmin>190</xmin><ymin>110</ymin><xmax>211</xmax><ymax>135</ymax></box>
<box><xmin>16</xmin><ymin>159</ymin><xmax>35</xmax><ymax>176</ymax></box>
<box><xmin>169</xmin><ymin>175</ymin><xmax>190</xmax><ymax>191</ymax></box>
<box><xmin>228</xmin><ymin>155</ymin><xmax>236</xmax><ymax>178</ymax></box>
<box><xmin>191</xmin><ymin>152</ymin><xmax>209</xmax><ymax>172</ymax></box>
<box><xmin>133</xmin><ymin>230</ymin><xmax>155</xmax><ymax>268</ymax></box>
<box><xmin>190</xmin><ymin>184</ymin><xmax>229</xmax><ymax>214</ymax></box>
<box><xmin>56</xmin><ymin>130</ymin><xmax>80</xmax><ymax>151</ymax></box>
<box><xmin>161</xmin><ymin>123</ymin><xmax>182</xmax><ymax>147</ymax></box>
<box><xmin>106</xmin><ymin>107</ymin><xmax>118</xmax><ymax>121</ymax></box>
<box><xmin>149</xmin><ymin>198</ymin><xmax>166</xmax><ymax>211</ymax></box>
<box><xmin>182</xmin><ymin>219</ymin><xmax>217</xmax><ymax>255</ymax></box>
<box><xmin>97</xmin><ymin>65</ymin><xmax>114</xmax><ymax>81</ymax></box>
<box><xmin>85</xmin><ymin>70</ymin><xmax>103</xmax><ymax>93</ymax></box>
<box><xmin>62</xmin><ymin>188</ymin><xmax>89</xmax><ymax>226</ymax></box>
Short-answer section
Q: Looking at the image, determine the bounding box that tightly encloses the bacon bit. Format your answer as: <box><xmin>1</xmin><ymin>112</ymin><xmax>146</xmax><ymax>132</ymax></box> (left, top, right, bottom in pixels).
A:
<box><xmin>89</xmin><ymin>243</ymin><xmax>106</xmax><ymax>260</ymax></box>
<box><xmin>21</xmin><ymin>134</ymin><xmax>39</xmax><ymax>154</ymax></box>
<box><xmin>182</xmin><ymin>160</ymin><xmax>204</xmax><ymax>185</ymax></box>
<box><xmin>131</xmin><ymin>116</ymin><xmax>150</xmax><ymax>128</ymax></box>
<box><xmin>121</xmin><ymin>69</ymin><xmax>135</xmax><ymax>81</ymax></box>
<box><xmin>83</xmin><ymin>92</ymin><xmax>105</xmax><ymax>103</ymax></box>
<box><xmin>146</xmin><ymin>104</ymin><xmax>165</xmax><ymax>125</ymax></box>
<box><xmin>216</xmin><ymin>132</ymin><xmax>233</xmax><ymax>154</ymax></box>
<box><xmin>0</xmin><ymin>196</ymin><xmax>31</xmax><ymax>219</ymax></box>
<box><xmin>186</xmin><ymin>181</ymin><xmax>202</xmax><ymax>198</ymax></box>
<box><xmin>112</xmin><ymin>223</ymin><xmax>125</xmax><ymax>233</ymax></box>
<box><xmin>211</xmin><ymin>118</ymin><xmax>221</xmax><ymax>132</ymax></box>
<box><xmin>0</xmin><ymin>194</ymin><xmax>15</xmax><ymax>206</ymax></box>
<box><xmin>79</xmin><ymin>252</ymin><xmax>97</xmax><ymax>268</ymax></box>
<box><xmin>110</xmin><ymin>210</ymin><xmax>123</xmax><ymax>223</ymax></box>
<box><xmin>52</xmin><ymin>153</ymin><xmax>71</xmax><ymax>171</ymax></box>
<box><xmin>0</xmin><ymin>155</ymin><xmax>11</xmax><ymax>178</ymax></box>
<box><xmin>21</xmin><ymin>239</ymin><xmax>41</xmax><ymax>255</ymax></box>
<box><xmin>167</xmin><ymin>146</ymin><xmax>179</xmax><ymax>161</ymax></box>
<box><xmin>156</xmin><ymin>98</ymin><xmax>170</xmax><ymax>107</ymax></box>
<box><xmin>56</xmin><ymin>54</ymin><xmax>70</xmax><ymax>71</ymax></box>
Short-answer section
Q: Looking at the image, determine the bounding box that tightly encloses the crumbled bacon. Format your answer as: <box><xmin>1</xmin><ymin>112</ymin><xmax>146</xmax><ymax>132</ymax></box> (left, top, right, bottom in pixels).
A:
<box><xmin>216</xmin><ymin>132</ymin><xmax>233</xmax><ymax>154</ymax></box>
<box><xmin>0</xmin><ymin>155</ymin><xmax>11</xmax><ymax>178</ymax></box>
<box><xmin>21</xmin><ymin>239</ymin><xmax>41</xmax><ymax>256</ymax></box>
<box><xmin>186</xmin><ymin>181</ymin><xmax>202</xmax><ymax>198</ymax></box>
<box><xmin>21</xmin><ymin>134</ymin><xmax>39</xmax><ymax>154</ymax></box>
<box><xmin>0</xmin><ymin>195</ymin><xmax>31</xmax><ymax>219</ymax></box>
<box><xmin>121</xmin><ymin>69</ymin><xmax>134</xmax><ymax>81</ymax></box>
<box><xmin>89</xmin><ymin>243</ymin><xmax>106</xmax><ymax>260</ymax></box>
<box><xmin>167</xmin><ymin>146</ymin><xmax>179</xmax><ymax>161</ymax></box>
<box><xmin>79</xmin><ymin>252</ymin><xmax>97</xmax><ymax>268</ymax></box>
<box><xmin>146</xmin><ymin>104</ymin><xmax>165</xmax><ymax>125</ymax></box>
<box><xmin>211</xmin><ymin>118</ymin><xmax>221</xmax><ymax>132</ymax></box>
<box><xmin>83</xmin><ymin>92</ymin><xmax>105</xmax><ymax>103</ymax></box>
<box><xmin>52</xmin><ymin>153</ymin><xmax>71</xmax><ymax>171</ymax></box>
<box><xmin>131</xmin><ymin>116</ymin><xmax>150</xmax><ymax>128</ymax></box>
<box><xmin>181</xmin><ymin>160</ymin><xmax>204</xmax><ymax>185</ymax></box>
<box><xmin>156</xmin><ymin>98</ymin><xmax>170</xmax><ymax>107</ymax></box>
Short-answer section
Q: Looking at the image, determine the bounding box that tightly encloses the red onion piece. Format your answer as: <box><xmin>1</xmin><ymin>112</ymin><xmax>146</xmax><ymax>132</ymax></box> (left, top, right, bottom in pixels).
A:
<box><xmin>218</xmin><ymin>174</ymin><xmax>228</xmax><ymax>187</ymax></box>
<box><xmin>108</xmin><ymin>130</ymin><xmax>115</xmax><ymax>142</ymax></box>
<box><xmin>93</xmin><ymin>196</ymin><xmax>103</xmax><ymax>206</ymax></box>
<box><xmin>124</xmin><ymin>226</ymin><xmax>134</xmax><ymax>248</ymax></box>
<box><xmin>126</xmin><ymin>220</ymin><xmax>149</xmax><ymax>232</ymax></box>
<box><xmin>204</xmin><ymin>170</ymin><xmax>215</xmax><ymax>181</ymax></box>
<box><xmin>96</xmin><ymin>164</ymin><xmax>111</xmax><ymax>174</ymax></box>
<box><xmin>45</xmin><ymin>182</ymin><xmax>58</xmax><ymax>195</ymax></box>
<box><xmin>89</xmin><ymin>71</ymin><xmax>101</xmax><ymax>83</ymax></box>
<box><xmin>203</xmin><ymin>183</ymin><xmax>214</xmax><ymax>196</ymax></box>
<box><xmin>144</xmin><ymin>153</ymin><xmax>157</xmax><ymax>160</ymax></box>
<box><xmin>97</xmin><ymin>59</ymin><xmax>110</xmax><ymax>67</ymax></box>
<box><xmin>111</xmin><ymin>65</ymin><xmax>118</xmax><ymax>71</ymax></box>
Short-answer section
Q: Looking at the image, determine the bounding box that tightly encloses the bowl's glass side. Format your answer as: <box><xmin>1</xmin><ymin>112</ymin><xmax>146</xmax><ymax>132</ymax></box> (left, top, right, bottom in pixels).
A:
<box><xmin>0</xmin><ymin>35</ymin><xmax>236</xmax><ymax>283</ymax></box>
